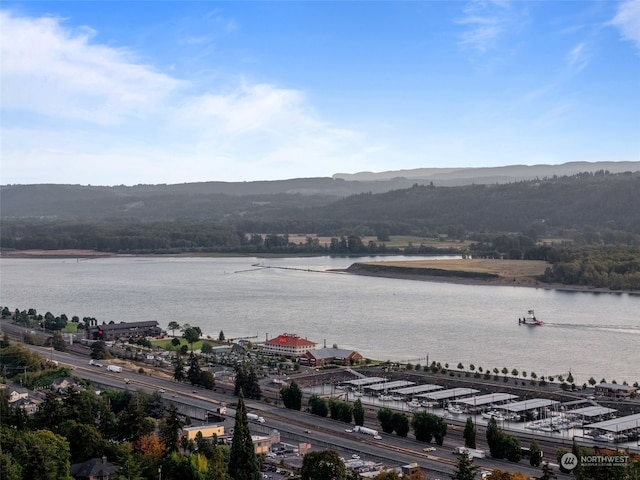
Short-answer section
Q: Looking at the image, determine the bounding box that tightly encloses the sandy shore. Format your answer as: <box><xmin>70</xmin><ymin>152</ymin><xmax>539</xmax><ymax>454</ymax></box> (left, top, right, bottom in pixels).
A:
<box><xmin>343</xmin><ymin>258</ymin><xmax>640</xmax><ymax>294</ymax></box>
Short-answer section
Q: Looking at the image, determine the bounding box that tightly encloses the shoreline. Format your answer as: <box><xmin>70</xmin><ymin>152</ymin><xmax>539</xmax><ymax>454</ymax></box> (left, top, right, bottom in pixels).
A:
<box><xmin>342</xmin><ymin>266</ymin><xmax>640</xmax><ymax>295</ymax></box>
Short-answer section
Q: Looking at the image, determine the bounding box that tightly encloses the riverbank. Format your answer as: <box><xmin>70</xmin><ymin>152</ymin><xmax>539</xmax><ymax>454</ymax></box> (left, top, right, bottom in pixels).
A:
<box><xmin>345</xmin><ymin>259</ymin><xmax>640</xmax><ymax>295</ymax></box>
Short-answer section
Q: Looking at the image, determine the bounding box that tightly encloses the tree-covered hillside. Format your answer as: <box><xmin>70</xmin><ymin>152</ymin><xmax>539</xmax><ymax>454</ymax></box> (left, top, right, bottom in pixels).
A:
<box><xmin>307</xmin><ymin>172</ymin><xmax>640</xmax><ymax>234</ymax></box>
<box><xmin>1</xmin><ymin>171</ymin><xmax>639</xmax><ymax>254</ymax></box>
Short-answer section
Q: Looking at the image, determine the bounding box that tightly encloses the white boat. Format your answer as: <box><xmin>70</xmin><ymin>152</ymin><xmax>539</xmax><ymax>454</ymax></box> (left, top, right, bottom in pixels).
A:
<box><xmin>447</xmin><ymin>404</ymin><xmax>465</xmax><ymax>415</ymax></box>
<box><xmin>595</xmin><ymin>433</ymin><xmax>615</xmax><ymax>442</ymax></box>
<box><xmin>482</xmin><ymin>410</ymin><xmax>503</xmax><ymax>421</ymax></box>
<box><xmin>519</xmin><ymin>309</ymin><xmax>545</xmax><ymax>326</ymax></box>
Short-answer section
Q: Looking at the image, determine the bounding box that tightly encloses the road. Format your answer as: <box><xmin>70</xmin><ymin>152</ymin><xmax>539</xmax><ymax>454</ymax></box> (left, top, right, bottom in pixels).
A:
<box><xmin>4</xmin><ymin>322</ymin><xmax>574</xmax><ymax>478</ymax></box>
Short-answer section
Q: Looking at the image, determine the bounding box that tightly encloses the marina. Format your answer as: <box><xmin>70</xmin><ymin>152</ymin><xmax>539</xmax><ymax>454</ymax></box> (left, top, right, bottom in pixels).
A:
<box><xmin>306</xmin><ymin>374</ymin><xmax>640</xmax><ymax>452</ymax></box>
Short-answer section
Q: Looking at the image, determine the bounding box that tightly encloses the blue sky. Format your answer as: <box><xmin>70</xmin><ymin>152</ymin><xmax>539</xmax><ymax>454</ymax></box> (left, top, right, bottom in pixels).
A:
<box><xmin>1</xmin><ymin>1</ymin><xmax>639</xmax><ymax>185</ymax></box>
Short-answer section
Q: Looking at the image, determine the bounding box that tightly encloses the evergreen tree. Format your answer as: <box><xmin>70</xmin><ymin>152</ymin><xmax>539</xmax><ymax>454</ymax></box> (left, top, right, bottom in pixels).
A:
<box><xmin>173</xmin><ymin>355</ymin><xmax>186</xmax><ymax>382</ymax></box>
<box><xmin>187</xmin><ymin>352</ymin><xmax>202</xmax><ymax>385</ymax></box>
<box><xmin>353</xmin><ymin>399</ymin><xmax>365</xmax><ymax>426</ymax></box>
<box><xmin>280</xmin><ymin>381</ymin><xmax>303</xmax><ymax>410</ymax></box>
<box><xmin>377</xmin><ymin>408</ymin><xmax>395</xmax><ymax>434</ymax></box>
<box><xmin>234</xmin><ymin>365</ymin><xmax>262</xmax><ymax>400</ymax></box>
<box><xmin>308</xmin><ymin>395</ymin><xmax>328</xmax><ymax>417</ymax></box>
<box><xmin>451</xmin><ymin>452</ymin><xmax>479</xmax><ymax>480</ymax></box>
<box><xmin>159</xmin><ymin>404</ymin><xmax>185</xmax><ymax>454</ymax></box>
<box><xmin>463</xmin><ymin>417</ymin><xmax>476</xmax><ymax>449</ymax></box>
<box><xmin>392</xmin><ymin>412</ymin><xmax>410</xmax><ymax>437</ymax></box>
<box><xmin>228</xmin><ymin>394</ymin><xmax>260</xmax><ymax>480</ymax></box>
<box><xmin>529</xmin><ymin>439</ymin><xmax>542</xmax><ymax>467</ymax></box>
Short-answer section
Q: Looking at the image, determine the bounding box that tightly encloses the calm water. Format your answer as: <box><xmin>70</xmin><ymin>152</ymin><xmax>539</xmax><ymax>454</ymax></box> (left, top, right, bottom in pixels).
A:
<box><xmin>1</xmin><ymin>256</ymin><xmax>638</xmax><ymax>384</ymax></box>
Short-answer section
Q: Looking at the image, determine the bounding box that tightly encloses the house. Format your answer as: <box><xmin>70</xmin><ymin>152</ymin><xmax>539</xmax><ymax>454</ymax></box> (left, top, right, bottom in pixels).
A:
<box><xmin>51</xmin><ymin>377</ymin><xmax>79</xmax><ymax>393</ymax></box>
<box><xmin>8</xmin><ymin>390</ymin><xmax>28</xmax><ymax>403</ymax></box>
<box><xmin>87</xmin><ymin>321</ymin><xmax>163</xmax><ymax>342</ymax></box>
<box><xmin>262</xmin><ymin>333</ymin><xmax>316</xmax><ymax>357</ymax></box>
<box><xmin>70</xmin><ymin>456</ymin><xmax>118</xmax><ymax>480</ymax></box>
<box><xmin>11</xmin><ymin>396</ymin><xmax>41</xmax><ymax>415</ymax></box>
<box><xmin>300</xmin><ymin>346</ymin><xmax>363</xmax><ymax>366</ymax></box>
<box><xmin>594</xmin><ymin>383</ymin><xmax>637</xmax><ymax>399</ymax></box>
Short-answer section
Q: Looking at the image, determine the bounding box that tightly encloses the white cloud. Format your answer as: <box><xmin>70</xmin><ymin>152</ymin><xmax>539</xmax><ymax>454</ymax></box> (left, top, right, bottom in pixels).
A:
<box><xmin>0</xmin><ymin>11</ymin><xmax>183</xmax><ymax>125</ymax></box>
<box><xmin>610</xmin><ymin>0</ymin><xmax>640</xmax><ymax>53</ymax></box>
<box><xmin>566</xmin><ymin>42</ymin><xmax>591</xmax><ymax>73</ymax></box>
<box><xmin>0</xmin><ymin>10</ymin><xmax>378</xmax><ymax>184</ymax></box>
<box><xmin>456</xmin><ymin>0</ymin><xmax>519</xmax><ymax>53</ymax></box>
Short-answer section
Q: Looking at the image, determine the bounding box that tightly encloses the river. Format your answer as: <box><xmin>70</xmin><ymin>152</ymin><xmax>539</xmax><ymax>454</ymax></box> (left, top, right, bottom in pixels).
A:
<box><xmin>0</xmin><ymin>255</ymin><xmax>638</xmax><ymax>384</ymax></box>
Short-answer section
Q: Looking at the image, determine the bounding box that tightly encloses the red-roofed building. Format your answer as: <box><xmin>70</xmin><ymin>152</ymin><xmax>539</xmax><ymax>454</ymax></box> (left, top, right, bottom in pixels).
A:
<box><xmin>263</xmin><ymin>333</ymin><xmax>316</xmax><ymax>357</ymax></box>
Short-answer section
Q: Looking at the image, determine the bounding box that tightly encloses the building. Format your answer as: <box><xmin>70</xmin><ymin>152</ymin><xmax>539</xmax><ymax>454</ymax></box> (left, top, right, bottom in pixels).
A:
<box><xmin>594</xmin><ymin>383</ymin><xmax>637</xmax><ymax>399</ymax></box>
<box><xmin>70</xmin><ymin>456</ymin><xmax>118</xmax><ymax>480</ymax></box>
<box><xmin>300</xmin><ymin>346</ymin><xmax>363</xmax><ymax>366</ymax></box>
<box><xmin>8</xmin><ymin>390</ymin><xmax>28</xmax><ymax>403</ymax></box>
<box><xmin>86</xmin><ymin>321</ymin><xmax>163</xmax><ymax>342</ymax></box>
<box><xmin>180</xmin><ymin>424</ymin><xmax>225</xmax><ymax>441</ymax></box>
<box><xmin>262</xmin><ymin>333</ymin><xmax>316</xmax><ymax>357</ymax></box>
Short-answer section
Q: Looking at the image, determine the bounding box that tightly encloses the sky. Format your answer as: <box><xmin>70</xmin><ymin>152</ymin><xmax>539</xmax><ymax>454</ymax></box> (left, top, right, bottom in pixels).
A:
<box><xmin>1</xmin><ymin>1</ymin><xmax>639</xmax><ymax>186</ymax></box>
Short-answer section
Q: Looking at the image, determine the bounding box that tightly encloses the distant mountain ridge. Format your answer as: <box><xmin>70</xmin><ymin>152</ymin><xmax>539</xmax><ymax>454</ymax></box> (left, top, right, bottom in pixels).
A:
<box><xmin>334</xmin><ymin>161</ymin><xmax>640</xmax><ymax>185</ymax></box>
<box><xmin>1</xmin><ymin>161</ymin><xmax>639</xmax><ymax>222</ymax></box>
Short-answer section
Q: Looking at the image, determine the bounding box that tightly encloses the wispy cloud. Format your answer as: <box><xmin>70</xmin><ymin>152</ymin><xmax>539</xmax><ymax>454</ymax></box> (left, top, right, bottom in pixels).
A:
<box><xmin>566</xmin><ymin>42</ymin><xmax>591</xmax><ymax>73</ymax></box>
<box><xmin>456</xmin><ymin>0</ymin><xmax>522</xmax><ymax>53</ymax></box>
<box><xmin>0</xmin><ymin>10</ymin><xmax>377</xmax><ymax>184</ymax></box>
<box><xmin>0</xmin><ymin>11</ymin><xmax>183</xmax><ymax>125</ymax></box>
<box><xmin>610</xmin><ymin>0</ymin><xmax>640</xmax><ymax>54</ymax></box>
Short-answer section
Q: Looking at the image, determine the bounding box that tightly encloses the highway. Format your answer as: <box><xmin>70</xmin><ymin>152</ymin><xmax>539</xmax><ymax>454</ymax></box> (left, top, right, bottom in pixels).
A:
<box><xmin>4</xmin><ymin>323</ymin><xmax>575</xmax><ymax>479</ymax></box>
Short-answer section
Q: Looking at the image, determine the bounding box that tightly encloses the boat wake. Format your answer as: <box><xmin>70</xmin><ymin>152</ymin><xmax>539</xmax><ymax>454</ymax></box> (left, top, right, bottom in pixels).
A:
<box><xmin>544</xmin><ymin>323</ymin><xmax>640</xmax><ymax>335</ymax></box>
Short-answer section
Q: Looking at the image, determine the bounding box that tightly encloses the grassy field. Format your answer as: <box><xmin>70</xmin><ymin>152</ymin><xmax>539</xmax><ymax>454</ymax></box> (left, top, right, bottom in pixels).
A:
<box><xmin>151</xmin><ymin>338</ymin><xmax>225</xmax><ymax>351</ymax></box>
<box><xmin>358</xmin><ymin>258</ymin><xmax>549</xmax><ymax>286</ymax></box>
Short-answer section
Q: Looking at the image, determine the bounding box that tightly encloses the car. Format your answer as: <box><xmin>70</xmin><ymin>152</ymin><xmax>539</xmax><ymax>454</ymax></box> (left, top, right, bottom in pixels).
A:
<box><xmin>157</xmin><ymin>388</ymin><xmax>165</xmax><ymax>393</ymax></box>
<box><xmin>345</xmin><ymin>429</ymin><xmax>353</xmax><ymax>433</ymax></box>
<box><xmin>351</xmin><ymin>454</ymin><xmax>360</xmax><ymax>459</ymax></box>
<box><xmin>373</xmin><ymin>435</ymin><xmax>382</xmax><ymax>440</ymax></box>
<box><xmin>304</xmin><ymin>430</ymin><xmax>311</xmax><ymax>434</ymax></box>
<box><xmin>423</xmin><ymin>446</ymin><xmax>436</xmax><ymax>452</ymax></box>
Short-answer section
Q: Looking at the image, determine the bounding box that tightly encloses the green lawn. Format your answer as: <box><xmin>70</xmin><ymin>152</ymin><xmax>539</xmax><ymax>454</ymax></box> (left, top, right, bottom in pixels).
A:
<box><xmin>151</xmin><ymin>338</ymin><xmax>224</xmax><ymax>351</ymax></box>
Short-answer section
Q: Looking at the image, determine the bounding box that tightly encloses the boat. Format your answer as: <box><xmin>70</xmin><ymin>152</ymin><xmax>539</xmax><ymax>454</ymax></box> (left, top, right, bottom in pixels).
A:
<box><xmin>482</xmin><ymin>410</ymin><xmax>505</xmax><ymax>421</ymax></box>
<box><xmin>519</xmin><ymin>309</ymin><xmax>545</xmax><ymax>326</ymax></box>
<box><xmin>446</xmin><ymin>404</ymin><xmax>465</xmax><ymax>415</ymax></box>
<box><xmin>595</xmin><ymin>433</ymin><xmax>615</xmax><ymax>442</ymax></box>
<box><xmin>408</xmin><ymin>399</ymin><xmax>421</xmax><ymax>408</ymax></box>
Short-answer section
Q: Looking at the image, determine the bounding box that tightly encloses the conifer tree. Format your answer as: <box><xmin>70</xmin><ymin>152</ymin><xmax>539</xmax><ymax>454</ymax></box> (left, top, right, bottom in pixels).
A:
<box><xmin>463</xmin><ymin>417</ymin><xmax>476</xmax><ymax>449</ymax></box>
<box><xmin>228</xmin><ymin>394</ymin><xmax>260</xmax><ymax>480</ymax></box>
<box><xmin>451</xmin><ymin>452</ymin><xmax>478</xmax><ymax>480</ymax></box>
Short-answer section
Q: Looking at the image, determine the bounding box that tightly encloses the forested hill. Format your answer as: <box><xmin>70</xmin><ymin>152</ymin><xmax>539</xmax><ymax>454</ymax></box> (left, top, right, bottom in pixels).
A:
<box><xmin>1</xmin><ymin>171</ymin><xmax>639</xmax><ymax>239</ymax></box>
<box><xmin>307</xmin><ymin>171</ymin><xmax>640</xmax><ymax>234</ymax></box>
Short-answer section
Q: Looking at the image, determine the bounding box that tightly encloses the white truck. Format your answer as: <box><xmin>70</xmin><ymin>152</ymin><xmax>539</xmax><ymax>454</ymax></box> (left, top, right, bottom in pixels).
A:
<box><xmin>453</xmin><ymin>447</ymin><xmax>486</xmax><ymax>459</ymax></box>
<box><xmin>247</xmin><ymin>413</ymin><xmax>265</xmax><ymax>423</ymax></box>
<box><xmin>353</xmin><ymin>426</ymin><xmax>379</xmax><ymax>436</ymax></box>
<box><xmin>106</xmin><ymin>365</ymin><xmax>122</xmax><ymax>373</ymax></box>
